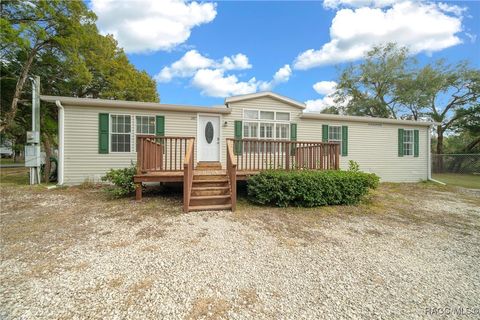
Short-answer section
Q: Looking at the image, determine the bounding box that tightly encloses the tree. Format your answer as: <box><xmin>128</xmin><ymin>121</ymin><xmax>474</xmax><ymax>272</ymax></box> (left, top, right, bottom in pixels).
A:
<box><xmin>335</xmin><ymin>43</ymin><xmax>411</xmax><ymax>118</ymax></box>
<box><xmin>334</xmin><ymin>43</ymin><xmax>480</xmax><ymax>156</ymax></box>
<box><xmin>0</xmin><ymin>0</ymin><xmax>96</xmax><ymax>132</ymax></box>
<box><xmin>420</xmin><ymin>61</ymin><xmax>480</xmax><ymax>154</ymax></box>
<box><xmin>1</xmin><ymin>0</ymin><xmax>159</xmax><ymax>131</ymax></box>
<box><xmin>449</xmin><ymin>104</ymin><xmax>480</xmax><ymax>153</ymax></box>
<box><xmin>1</xmin><ymin>0</ymin><xmax>159</xmax><ymax>182</ymax></box>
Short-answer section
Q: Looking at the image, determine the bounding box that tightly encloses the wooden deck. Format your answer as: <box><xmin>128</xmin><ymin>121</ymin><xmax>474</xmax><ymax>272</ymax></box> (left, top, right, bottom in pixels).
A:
<box><xmin>134</xmin><ymin>136</ymin><xmax>340</xmax><ymax>212</ymax></box>
<box><xmin>133</xmin><ymin>169</ymin><xmax>260</xmax><ymax>183</ymax></box>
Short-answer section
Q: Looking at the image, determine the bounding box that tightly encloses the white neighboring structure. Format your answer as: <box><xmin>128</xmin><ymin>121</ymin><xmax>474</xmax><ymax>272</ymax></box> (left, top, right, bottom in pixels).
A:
<box><xmin>41</xmin><ymin>92</ymin><xmax>434</xmax><ymax>185</ymax></box>
<box><xmin>0</xmin><ymin>139</ymin><xmax>13</xmax><ymax>157</ymax></box>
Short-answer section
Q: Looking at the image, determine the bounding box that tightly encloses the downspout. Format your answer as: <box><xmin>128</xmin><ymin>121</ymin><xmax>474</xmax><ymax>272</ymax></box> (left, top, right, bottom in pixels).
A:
<box><xmin>55</xmin><ymin>100</ymin><xmax>64</xmax><ymax>185</ymax></box>
<box><xmin>427</xmin><ymin>124</ymin><xmax>445</xmax><ymax>185</ymax></box>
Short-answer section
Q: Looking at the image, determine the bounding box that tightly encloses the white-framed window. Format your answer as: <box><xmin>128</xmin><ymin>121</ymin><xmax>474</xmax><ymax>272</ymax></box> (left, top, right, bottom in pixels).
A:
<box><xmin>136</xmin><ymin>116</ymin><xmax>155</xmax><ymax>135</ymax></box>
<box><xmin>276</xmin><ymin>123</ymin><xmax>289</xmax><ymax>140</ymax></box>
<box><xmin>276</xmin><ymin>112</ymin><xmax>290</xmax><ymax>121</ymax></box>
<box><xmin>244</xmin><ymin>109</ymin><xmax>259</xmax><ymax>120</ymax></box>
<box><xmin>111</xmin><ymin>114</ymin><xmax>132</xmax><ymax>152</ymax></box>
<box><xmin>328</xmin><ymin>125</ymin><xmax>342</xmax><ymax>150</ymax></box>
<box><xmin>260</xmin><ymin>111</ymin><xmax>275</xmax><ymax>120</ymax></box>
<box><xmin>260</xmin><ymin>122</ymin><xmax>274</xmax><ymax>139</ymax></box>
<box><xmin>243</xmin><ymin>122</ymin><xmax>258</xmax><ymax>138</ymax></box>
<box><xmin>242</xmin><ymin>109</ymin><xmax>291</xmax><ymax>140</ymax></box>
<box><xmin>403</xmin><ymin>129</ymin><xmax>414</xmax><ymax>156</ymax></box>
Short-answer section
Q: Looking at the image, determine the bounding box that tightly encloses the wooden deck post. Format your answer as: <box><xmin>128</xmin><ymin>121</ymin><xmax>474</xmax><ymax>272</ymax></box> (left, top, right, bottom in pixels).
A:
<box><xmin>285</xmin><ymin>142</ymin><xmax>290</xmax><ymax>170</ymax></box>
<box><xmin>136</xmin><ymin>136</ymin><xmax>142</xmax><ymax>174</ymax></box>
<box><xmin>135</xmin><ymin>182</ymin><xmax>142</xmax><ymax>201</ymax></box>
<box><xmin>335</xmin><ymin>144</ymin><xmax>340</xmax><ymax>170</ymax></box>
<box><xmin>226</xmin><ymin>140</ymin><xmax>237</xmax><ymax>211</ymax></box>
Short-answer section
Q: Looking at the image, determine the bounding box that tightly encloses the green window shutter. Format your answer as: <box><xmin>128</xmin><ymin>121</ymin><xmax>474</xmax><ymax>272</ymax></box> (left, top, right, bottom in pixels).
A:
<box><xmin>234</xmin><ymin>120</ymin><xmax>243</xmax><ymax>155</ymax></box>
<box><xmin>398</xmin><ymin>128</ymin><xmax>404</xmax><ymax>157</ymax></box>
<box><xmin>98</xmin><ymin>113</ymin><xmax>109</xmax><ymax>154</ymax></box>
<box><xmin>341</xmin><ymin>125</ymin><xmax>348</xmax><ymax>156</ymax></box>
<box><xmin>290</xmin><ymin>123</ymin><xmax>297</xmax><ymax>156</ymax></box>
<box><xmin>322</xmin><ymin>124</ymin><xmax>329</xmax><ymax>142</ymax></box>
<box><xmin>414</xmin><ymin>129</ymin><xmax>419</xmax><ymax>157</ymax></box>
<box><xmin>156</xmin><ymin>115</ymin><xmax>165</xmax><ymax>136</ymax></box>
<box><xmin>290</xmin><ymin>123</ymin><xmax>297</xmax><ymax>141</ymax></box>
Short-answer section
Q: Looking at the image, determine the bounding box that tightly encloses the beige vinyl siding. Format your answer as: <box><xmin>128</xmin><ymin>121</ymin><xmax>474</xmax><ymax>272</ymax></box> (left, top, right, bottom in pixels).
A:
<box><xmin>63</xmin><ymin>95</ymin><xmax>429</xmax><ymax>184</ymax></box>
<box><xmin>298</xmin><ymin>119</ymin><xmax>428</xmax><ymax>182</ymax></box>
<box><xmin>63</xmin><ymin>105</ymin><xmax>197</xmax><ymax>185</ymax></box>
<box><xmin>221</xmin><ymin>96</ymin><xmax>428</xmax><ymax>182</ymax></box>
<box><xmin>220</xmin><ymin>96</ymin><xmax>303</xmax><ymax>166</ymax></box>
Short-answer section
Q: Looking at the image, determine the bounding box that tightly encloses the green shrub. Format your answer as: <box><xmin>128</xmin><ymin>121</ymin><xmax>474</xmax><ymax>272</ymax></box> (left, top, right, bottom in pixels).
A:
<box><xmin>247</xmin><ymin>170</ymin><xmax>379</xmax><ymax>207</ymax></box>
<box><xmin>101</xmin><ymin>165</ymin><xmax>137</xmax><ymax>198</ymax></box>
<box><xmin>348</xmin><ymin>160</ymin><xmax>360</xmax><ymax>172</ymax></box>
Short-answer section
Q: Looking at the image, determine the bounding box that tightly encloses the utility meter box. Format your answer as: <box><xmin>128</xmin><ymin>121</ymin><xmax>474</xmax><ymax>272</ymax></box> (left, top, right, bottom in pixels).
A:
<box><xmin>25</xmin><ymin>145</ymin><xmax>41</xmax><ymax>167</ymax></box>
<box><xmin>26</xmin><ymin>131</ymin><xmax>40</xmax><ymax>144</ymax></box>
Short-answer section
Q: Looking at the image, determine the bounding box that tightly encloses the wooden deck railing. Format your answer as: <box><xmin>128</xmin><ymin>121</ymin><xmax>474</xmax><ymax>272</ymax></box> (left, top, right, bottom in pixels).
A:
<box><xmin>136</xmin><ymin>136</ymin><xmax>195</xmax><ymax>173</ymax></box>
<box><xmin>227</xmin><ymin>139</ymin><xmax>340</xmax><ymax>171</ymax></box>
<box><xmin>226</xmin><ymin>140</ymin><xmax>237</xmax><ymax>211</ymax></box>
<box><xmin>183</xmin><ymin>139</ymin><xmax>195</xmax><ymax>212</ymax></box>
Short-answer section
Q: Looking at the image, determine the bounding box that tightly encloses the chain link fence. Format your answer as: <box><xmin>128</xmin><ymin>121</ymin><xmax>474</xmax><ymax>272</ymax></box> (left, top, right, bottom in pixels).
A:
<box><xmin>432</xmin><ymin>154</ymin><xmax>480</xmax><ymax>174</ymax></box>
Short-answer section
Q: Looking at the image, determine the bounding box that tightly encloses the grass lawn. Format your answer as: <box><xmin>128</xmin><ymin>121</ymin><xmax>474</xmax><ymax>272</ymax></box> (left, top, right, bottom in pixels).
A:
<box><xmin>433</xmin><ymin>173</ymin><xmax>480</xmax><ymax>189</ymax></box>
<box><xmin>0</xmin><ymin>158</ymin><xmax>24</xmax><ymax>165</ymax></box>
<box><xmin>0</xmin><ymin>167</ymin><xmax>29</xmax><ymax>185</ymax></box>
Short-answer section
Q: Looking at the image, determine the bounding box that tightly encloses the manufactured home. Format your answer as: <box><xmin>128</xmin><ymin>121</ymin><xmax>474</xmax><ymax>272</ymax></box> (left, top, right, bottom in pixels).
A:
<box><xmin>41</xmin><ymin>92</ymin><xmax>434</xmax><ymax>212</ymax></box>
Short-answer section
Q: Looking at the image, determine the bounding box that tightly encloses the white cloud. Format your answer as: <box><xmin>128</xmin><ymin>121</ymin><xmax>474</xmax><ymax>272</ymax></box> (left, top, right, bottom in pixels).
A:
<box><xmin>155</xmin><ymin>50</ymin><xmax>214</xmax><ymax>82</ymax></box>
<box><xmin>305</xmin><ymin>81</ymin><xmax>338</xmax><ymax>112</ymax></box>
<box><xmin>294</xmin><ymin>1</ymin><xmax>465</xmax><ymax>70</ymax></box>
<box><xmin>220</xmin><ymin>54</ymin><xmax>252</xmax><ymax>70</ymax></box>
<box><xmin>91</xmin><ymin>0</ymin><xmax>217</xmax><ymax>53</ymax></box>
<box><xmin>259</xmin><ymin>64</ymin><xmax>292</xmax><ymax>91</ymax></box>
<box><xmin>192</xmin><ymin>63</ymin><xmax>292</xmax><ymax>97</ymax></box>
<box><xmin>305</xmin><ymin>96</ymin><xmax>337</xmax><ymax>112</ymax></box>
<box><xmin>323</xmin><ymin>0</ymin><xmax>397</xmax><ymax>9</ymax></box>
<box><xmin>192</xmin><ymin>69</ymin><xmax>258</xmax><ymax>97</ymax></box>
<box><xmin>156</xmin><ymin>50</ymin><xmax>292</xmax><ymax>97</ymax></box>
<box><xmin>191</xmin><ymin>64</ymin><xmax>292</xmax><ymax>98</ymax></box>
<box><xmin>437</xmin><ymin>2</ymin><xmax>467</xmax><ymax>17</ymax></box>
<box><xmin>313</xmin><ymin>81</ymin><xmax>337</xmax><ymax>95</ymax></box>
<box><xmin>155</xmin><ymin>50</ymin><xmax>251</xmax><ymax>82</ymax></box>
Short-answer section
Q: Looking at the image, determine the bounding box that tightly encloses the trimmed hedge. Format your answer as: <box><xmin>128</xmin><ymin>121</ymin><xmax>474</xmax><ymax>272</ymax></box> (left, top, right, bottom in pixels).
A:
<box><xmin>247</xmin><ymin>170</ymin><xmax>379</xmax><ymax>207</ymax></box>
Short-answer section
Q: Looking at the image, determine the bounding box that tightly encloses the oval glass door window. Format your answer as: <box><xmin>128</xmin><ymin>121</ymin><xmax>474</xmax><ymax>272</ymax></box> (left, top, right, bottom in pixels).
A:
<box><xmin>205</xmin><ymin>121</ymin><xmax>214</xmax><ymax>144</ymax></box>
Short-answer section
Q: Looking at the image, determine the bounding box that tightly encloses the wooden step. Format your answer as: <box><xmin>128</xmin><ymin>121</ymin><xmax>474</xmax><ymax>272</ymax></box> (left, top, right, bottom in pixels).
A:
<box><xmin>188</xmin><ymin>203</ymin><xmax>232</xmax><ymax>212</ymax></box>
<box><xmin>196</xmin><ymin>162</ymin><xmax>222</xmax><ymax>170</ymax></box>
<box><xmin>190</xmin><ymin>194</ymin><xmax>231</xmax><ymax>206</ymax></box>
<box><xmin>194</xmin><ymin>174</ymin><xmax>228</xmax><ymax>181</ymax></box>
<box><xmin>191</xmin><ymin>186</ymin><xmax>230</xmax><ymax>196</ymax></box>
<box><xmin>192</xmin><ymin>179</ymin><xmax>228</xmax><ymax>187</ymax></box>
<box><xmin>191</xmin><ymin>194</ymin><xmax>231</xmax><ymax>200</ymax></box>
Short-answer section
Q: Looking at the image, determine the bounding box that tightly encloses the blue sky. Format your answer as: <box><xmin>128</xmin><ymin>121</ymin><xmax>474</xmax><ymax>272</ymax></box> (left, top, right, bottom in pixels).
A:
<box><xmin>89</xmin><ymin>0</ymin><xmax>480</xmax><ymax>110</ymax></box>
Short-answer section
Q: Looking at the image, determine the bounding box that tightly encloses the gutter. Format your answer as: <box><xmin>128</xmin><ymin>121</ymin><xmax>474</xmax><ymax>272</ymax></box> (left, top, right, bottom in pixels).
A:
<box><xmin>55</xmin><ymin>100</ymin><xmax>64</xmax><ymax>185</ymax></box>
<box><xmin>301</xmin><ymin>112</ymin><xmax>436</xmax><ymax>127</ymax></box>
<box><xmin>41</xmin><ymin>95</ymin><xmax>231</xmax><ymax>114</ymax></box>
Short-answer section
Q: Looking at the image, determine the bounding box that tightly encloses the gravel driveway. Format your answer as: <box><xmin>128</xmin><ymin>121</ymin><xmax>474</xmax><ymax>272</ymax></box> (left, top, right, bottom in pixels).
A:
<box><xmin>1</xmin><ymin>181</ymin><xmax>479</xmax><ymax>319</ymax></box>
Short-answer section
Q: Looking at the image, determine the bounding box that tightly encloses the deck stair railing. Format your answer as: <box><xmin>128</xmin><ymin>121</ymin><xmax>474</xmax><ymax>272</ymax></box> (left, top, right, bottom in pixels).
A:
<box><xmin>183</xmin><ymin>139</ymin><xmax>195</xmax><ymax>212</ymax></box>
<box><xmin>226</xmin><ymin>140</ymin><xmax>237</xmax><ymax>211</ymax></box>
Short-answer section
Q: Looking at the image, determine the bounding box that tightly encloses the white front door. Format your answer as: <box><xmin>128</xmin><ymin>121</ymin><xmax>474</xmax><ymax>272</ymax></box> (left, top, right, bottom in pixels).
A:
<box><xmin>198</xmin><ymin>115</ymin><xmax>220</xmax><ymax>162</ymax></box>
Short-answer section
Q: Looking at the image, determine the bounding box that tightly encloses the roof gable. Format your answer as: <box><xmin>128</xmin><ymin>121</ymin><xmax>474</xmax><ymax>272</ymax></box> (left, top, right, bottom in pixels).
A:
<box><xmin>225</xmin><ymin>91</ymin><xmax>306</xmax><ymax>109</ymax></box>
